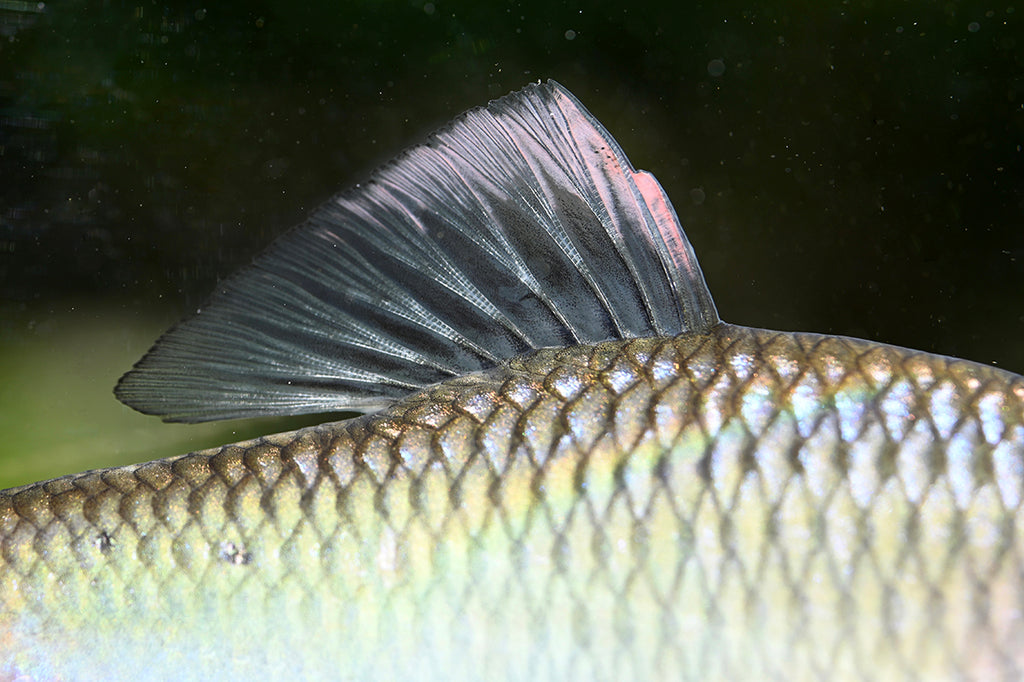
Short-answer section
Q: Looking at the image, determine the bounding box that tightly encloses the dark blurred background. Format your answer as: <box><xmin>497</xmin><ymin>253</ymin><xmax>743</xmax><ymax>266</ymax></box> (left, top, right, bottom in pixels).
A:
<box><xmin>1</xmin><ymin>0</ymin><xmax>1021</xmax><ymax>486</ymax></box>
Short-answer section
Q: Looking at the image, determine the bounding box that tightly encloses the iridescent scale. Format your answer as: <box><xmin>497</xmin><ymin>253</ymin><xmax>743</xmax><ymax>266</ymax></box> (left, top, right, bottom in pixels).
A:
<box><xmin>3</xmin><ymin>325</ymin><xmax>1022</xmax><ymax>680</ymax></box>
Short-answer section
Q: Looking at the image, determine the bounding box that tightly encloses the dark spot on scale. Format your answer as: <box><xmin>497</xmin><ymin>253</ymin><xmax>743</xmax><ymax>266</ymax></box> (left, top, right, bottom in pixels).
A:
<box><xmin>654</xmin><ymin>453</ymin><xmax>670</xmax><ymax>483</ymax></box>
<box><xmin>696</xmin><ymin>453</ymin><xmax>713</xmax><ymax>483</ymax></box>
<box><xmin>219</xmin><ymin>541</ymin><xmax>253</xmax><ymax>566</ymax></box>
<box><xmin>613</xmin><ymin>458</ymin><xmax>627</xmax><ymax>489</ymax></box>
<box><xmin>94</xmin><ymin>531</ymin><xmax>114</xmax><ymax>554</ymax></box>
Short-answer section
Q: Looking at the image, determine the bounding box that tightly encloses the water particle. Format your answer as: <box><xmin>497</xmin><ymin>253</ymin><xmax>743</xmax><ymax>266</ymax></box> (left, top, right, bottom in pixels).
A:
<box><xmin>968</xmin><ymin>21</ymin><xmax>980</xmax><ymax>32</ymax></box>
<box><xmin>565</xmin><ymin>29</ymin><xmax>577</xmax><ymax>40</ymax></box>
<box><xmin>707</xmin><ymin>59</ymin><xmax>726</xmax><ymax>77</ymax></box>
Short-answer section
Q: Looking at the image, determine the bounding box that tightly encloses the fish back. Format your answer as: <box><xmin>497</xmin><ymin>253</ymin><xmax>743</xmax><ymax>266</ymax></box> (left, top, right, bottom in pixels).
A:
<box><xmin>4</xmin><ymin>325</ymin><xmax>1023</xmax><ymax>680</ymax></box>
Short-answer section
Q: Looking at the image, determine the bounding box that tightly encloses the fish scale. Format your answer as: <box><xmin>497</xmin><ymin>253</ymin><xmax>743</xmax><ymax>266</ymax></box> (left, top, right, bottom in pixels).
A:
<box><xmin>3</xmin><ymin>326</ymin><xmax>1023</xmax><ymax>680</ymax></box>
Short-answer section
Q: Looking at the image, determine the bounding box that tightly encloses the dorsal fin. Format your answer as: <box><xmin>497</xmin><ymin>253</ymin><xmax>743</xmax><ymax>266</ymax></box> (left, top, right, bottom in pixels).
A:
<box><xmin>115</xmin><ymin>80</ymin><xmax>719</xmax><ymax>422</ymax></box>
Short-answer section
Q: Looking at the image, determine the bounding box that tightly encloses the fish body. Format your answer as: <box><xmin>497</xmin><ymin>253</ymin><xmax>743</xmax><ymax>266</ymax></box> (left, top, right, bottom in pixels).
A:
<box><xmin>2</xmin><ymin>83</ymin><xmax>1022</xmax><ymax>680</ymax></box>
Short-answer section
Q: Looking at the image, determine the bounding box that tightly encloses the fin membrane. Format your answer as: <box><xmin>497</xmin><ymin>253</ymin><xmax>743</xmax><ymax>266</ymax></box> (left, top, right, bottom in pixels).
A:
<box><xmin>116</xmin><ymin>80</ymin><xmax>719</xmax><ymax>422</ymax></box>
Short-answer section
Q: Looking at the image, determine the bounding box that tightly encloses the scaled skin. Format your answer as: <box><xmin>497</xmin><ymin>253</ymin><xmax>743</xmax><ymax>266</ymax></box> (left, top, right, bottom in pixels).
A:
<box><xmin>2</xmin><ymin>324</ymin><xmax>1023</xmax><ymax>681</ymax></box>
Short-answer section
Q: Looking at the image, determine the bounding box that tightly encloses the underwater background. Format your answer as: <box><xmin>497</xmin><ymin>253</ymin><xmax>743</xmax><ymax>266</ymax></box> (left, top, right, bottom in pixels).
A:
<box><xmin>1</xmin><ymin>0</ymin><xmax>1022</xmax><ymax>487</ymax></box>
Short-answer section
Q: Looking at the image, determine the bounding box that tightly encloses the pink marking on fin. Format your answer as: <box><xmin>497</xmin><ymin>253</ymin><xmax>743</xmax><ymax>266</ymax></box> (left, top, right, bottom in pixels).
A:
<box><xmin>633</xmin><ymin>171</ymin><xmax>702</xmax><ymax>284</ymax></box>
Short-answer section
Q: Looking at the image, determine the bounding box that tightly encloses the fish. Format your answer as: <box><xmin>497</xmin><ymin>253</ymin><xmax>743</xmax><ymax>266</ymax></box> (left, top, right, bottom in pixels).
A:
<box><xmin>1</xmin><ymin>80</ymin><xmax>1022</xmax><ymax>682</ymax></box>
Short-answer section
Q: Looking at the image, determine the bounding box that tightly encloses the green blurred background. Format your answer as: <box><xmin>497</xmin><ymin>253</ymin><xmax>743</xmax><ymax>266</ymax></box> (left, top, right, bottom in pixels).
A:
<box><xmin>1</xmin><ymin>0</ymin><xmax>1021</xmax><ymax>488</ymax></box>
